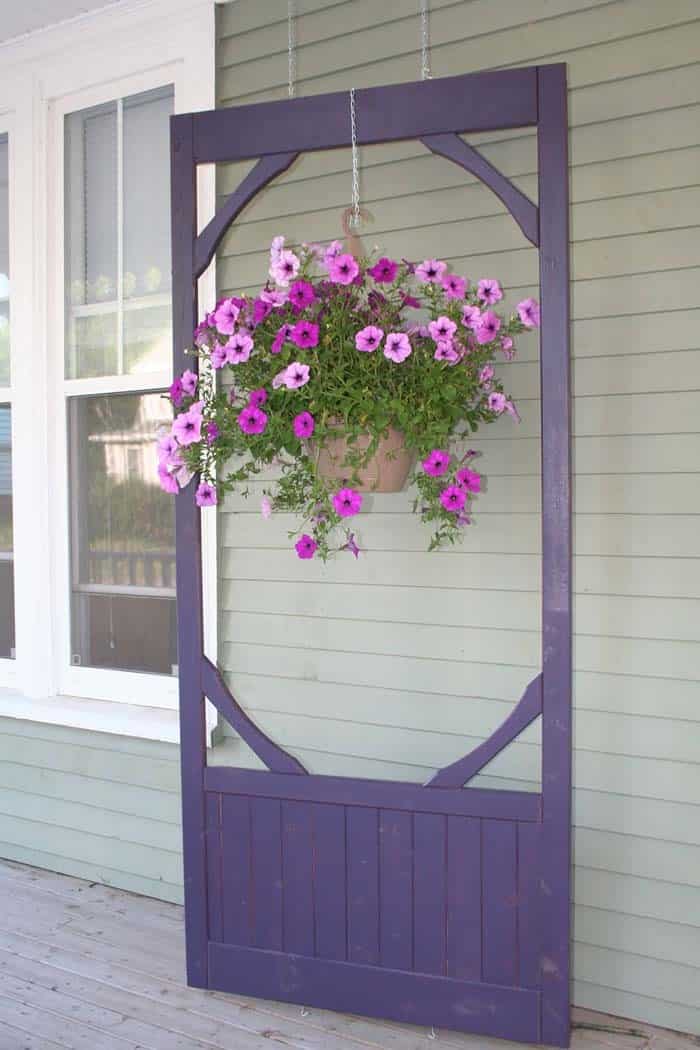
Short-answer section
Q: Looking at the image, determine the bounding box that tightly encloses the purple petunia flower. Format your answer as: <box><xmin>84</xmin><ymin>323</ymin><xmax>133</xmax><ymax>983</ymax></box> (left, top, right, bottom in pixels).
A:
<box><xmin>428</xmin><ymin>316</ymin><xmax>457</xmax><ymax>343</ymax></box>
<box><xmin>157</xmin><ymin>432</ymin><xmax>179</xmax><ymax>462</ymax></box>
<box><xmin>173</xmin><ymin>408</ymin><xmax>202</xmax><ymax>446</ymax></box>
<box><xmin>213</xmin><ymin>298</ymin><xmax>240</xmax><ymax>335</ymax></box>
<box><xmin>328</xmin><ymin>253</ymin><xmax>360</xmax><ymax>285</ymax></box>
<box><xmin>293</xmin><ymin>411</ymin><xmax>315</xmax><ymax>438</ymax></box>
<box><xmin>440</xmin><ymin>485</ymin><xmax>467</xmax><ymax>513</ymax></box>
<box><xmin>442</xmin><ymin>274</ymin><xmax>468</xmax><ymax>300</ymax></box>
<box><xmin>259</xmin><ymin>287</ymin><xmax>288</xmax><ymax>307</ymax></box>
<box><xmin>205</xmin><ymin>421</ymin><xmax>219</xmax><ymax>444</ymax></box>
<box><xmin>195</xmin><ymin>482</ymin><xmax>217</xmax><ymax>507</ymax></box>
<box><xmin>289</xmin><ymin>281</ymin><xmax>316</xmax><ymax>310</ymax></box>
<box><xmin>269</xmin><ymin>249</ymin><xmax>300</xmax><ymax>287</ymax></box>
<box><xmin>383</xmin><ymin>332</ymin><xmax>412</xmax><ymax>363</ymax></box>
<box><xmin>169</xmin><ymin>377</ymin><xmax>184</xmax><ymax>407</ymax></box>
<box><xmin>416</xmin><ymin>258</ymin><xmax>447</xmax><ymax>284</ymax></box>
<box><xmin>476</xmin><ymin>311</ymin><xmax>501</xmax><ymax>345</ymax></box>
<box><xmin>180</xmin><ymin>369</ymin><xmax>198</xmax><ymax>397</ymax></box>
<box><xmin>434</xmin><ymin>341</ymin><xmax>460</xmax><ymax>363</ymax></box>
<box><xmin>342</xmin><ymin>532</ymin><xmax>361</xmax><ymax>558</ymax></box>
<box><xmin>477</xmin><ymin>278</ymin><xmax>503</xmax><ymax>305</ymax></box>
<box><xmin>368</xmin><ymin>257</ymin><xmax>398</xmax><ymax>283</ymax></box>
<box><xmin>295</xmin><ymin>533</ymin><xmax>318</xmax><ymax>559</ymax></box>
<box><xmin>323</xmin><ymin>240</ymin><xmax>344</xmax><ymax>269</ymax></box>
<box><xmin>461</xmin><ymin>304</ymin><xmax>482</xmax><ymax>330</ymax></box>
<box><xmin>456</xmin><ymin>467</ymin><xmax>481</xmax><ymax>493</ymax></box>
<box><xmin>157</xmin><ymin>463</ymin><xmax>179</xmax><ymax>494</ymax></box>
<box><xmin>248</xmin><ymin>388</ymin><xmax>267</xmax><ymax>408</ymax></box>
<box><xmin>517</xmin><ymin>297</ymin><xmax>540</xmax><ymax>328</ymax></box>
<box><xmin>355</xmin><ymin>325</ymin><xmax>384</xmax><ymax>353</ymax></box>
<box><xmin>401</xmin><ymin>293</ymin><xmax>422</xmax><ymax>309</ymax></box>
<box><xmin>271</xmin><ymin>323</ymin><xmax>293</xmax><ymax>354</ymax></box>
<box><xmin>479</xmin><ymin>364</ymin><xmax>495</xmax><ymax>385</ymax></box>
<box><xmin>422</xmin><ymin>449</ymin><xmax>450</xmax><ymax>476</ymax></box>
<box><xmin>333</xmin><ymin>488</ymin><xmax>363</xmax><ymax>518</ymax></box>
<box><xmin>228</xmin><ymin>331</ymin><xmax>255</xmax><ymax>363</ymax></box>
<box><xmin>253</xmin><ymin>298</ymin><xmax>273</xmax><ymax>326</ymax></box>
<box><xmin>505</xmin><ymin>399</ymin><xmax>521</xmax><ymax>422</ymax></box>
<box><xmin>238</xmin><ymin>405</ymin><xmax>268</xmax><ymax>435</ymax></box>
<box><xmin>283</xmin><ymin>362</ymin><xmax>311</xmax><ymax>389</ymax></box>
<box><xmin>291</xmin><ymin>320</ymin><xmax>320</xmax><ymax>349</ymax></box>
<box><xmin>487</xmin><ymin>392</ymin><xmax>507</xmax><ymax>414</ymax></box>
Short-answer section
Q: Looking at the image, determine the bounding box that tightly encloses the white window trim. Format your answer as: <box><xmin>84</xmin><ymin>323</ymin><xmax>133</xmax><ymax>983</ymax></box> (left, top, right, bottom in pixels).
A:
<box><xmin>0</xmin><ymin>112</ymin><xmax>16</xmax><ymax>688</ymax></box>
<box><xmin>0</xmin><ymin>0</ymin><xmax>218</xmax><ymax>741</ymax></box>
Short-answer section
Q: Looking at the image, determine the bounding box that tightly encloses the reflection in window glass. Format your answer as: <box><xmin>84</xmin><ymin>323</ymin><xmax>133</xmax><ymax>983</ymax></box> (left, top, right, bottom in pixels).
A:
<box><xmin>68</xmin><ymin>393</ymin><xmax>176</xmax><ymax>674</ymax></box>
<box><xmin>0</xmin><ymin>134</ymin><xmax>9</xmax><ymax>387</ymax></box>
<box><xmin>64</xmin><ymin>87</ymin><xmax>174</xmax><ymax>379</ymax></box>
<box><xmin>0</xmin><ymin>406</ymin><xmax>14</xmax><ymax>659</ymax></box>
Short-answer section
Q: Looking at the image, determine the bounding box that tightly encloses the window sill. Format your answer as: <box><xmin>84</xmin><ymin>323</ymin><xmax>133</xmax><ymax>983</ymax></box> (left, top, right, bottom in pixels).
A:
<box><xmin>0</xmin><ymin>688</ymin><xmax>181</xmax><ymax>743</ymax></box>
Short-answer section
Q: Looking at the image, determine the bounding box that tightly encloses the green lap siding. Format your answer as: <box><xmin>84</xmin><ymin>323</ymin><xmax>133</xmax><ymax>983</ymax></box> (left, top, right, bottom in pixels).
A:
<box><xmin>215</xmin><ymin>0</ymin><xmax>700</xmax><ymax>1035</ymax></box>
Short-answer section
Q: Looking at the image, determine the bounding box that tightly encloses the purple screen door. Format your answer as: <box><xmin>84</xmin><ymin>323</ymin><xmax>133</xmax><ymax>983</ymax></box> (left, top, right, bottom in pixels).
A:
<box><xmin>171</xmin><ymin>64</ymin><xmax>571</xmax><ymax>1048</ymax></box>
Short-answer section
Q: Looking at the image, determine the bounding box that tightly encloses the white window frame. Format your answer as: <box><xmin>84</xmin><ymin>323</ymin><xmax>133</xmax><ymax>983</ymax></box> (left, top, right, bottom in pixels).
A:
<box><xmin>0</xmin><ymin>0</ymin><xmax>217</xmax><ymax>740</ymax></box>
<box><xmin>0</xmin><ymin>114</ymin><xmax>16</xmax><ymax>689</ymax></box>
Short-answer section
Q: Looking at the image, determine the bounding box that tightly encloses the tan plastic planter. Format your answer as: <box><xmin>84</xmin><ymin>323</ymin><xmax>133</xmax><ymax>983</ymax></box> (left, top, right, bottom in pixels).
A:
<box><xmin>311</xmin><ymin>426</ymin><xmax>415</xmax><ymax>493</ymax></box>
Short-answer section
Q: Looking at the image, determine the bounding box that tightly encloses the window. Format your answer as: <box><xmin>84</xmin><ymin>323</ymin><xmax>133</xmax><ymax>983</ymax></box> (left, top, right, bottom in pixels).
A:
<box><xmin>0</xmin><ymin>133</ymin><xmax>14</xmax><ymax>661</ymax></box>
<box><xmin>63</xmin><ymin>87</ymin><xmax>176</xmax><ymax>680</ymax></box>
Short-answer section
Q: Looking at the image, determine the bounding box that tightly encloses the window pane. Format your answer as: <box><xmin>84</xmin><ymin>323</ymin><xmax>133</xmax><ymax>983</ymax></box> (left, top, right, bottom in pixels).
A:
<box><xmin>0</xmin><ymin>134</ymin><xmax>9</xmax><ymax>387</ymax></box>
<box><xmin>0</xmin><ymin>406</ymin><xmax>14</xmax><ymax>659</ymax></box>
<box><xmin>64</xmin><ymin>87</ymin><xmax>173</xmax><ymax>379</ymax></box>
<box><xmin>68</xmin><ymin>392</ymin><xmax>176</xmax><ymax>674</ymax></box>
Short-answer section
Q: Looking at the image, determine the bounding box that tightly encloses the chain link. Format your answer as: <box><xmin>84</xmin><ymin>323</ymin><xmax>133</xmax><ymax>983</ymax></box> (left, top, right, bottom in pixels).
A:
<box><xmin>349</xmin><ymin>88</ymin><xmax>361</xmax><ymax>229</ymax></box>
<box><xmin>420</xmin><ymin>0</ymin><xmax>432</xmax><ymax>80</ymax></box>
<box><xmin>287</xmin><ymin>0</ymin><xmax>296</xmax><ymax>98</ymax></box>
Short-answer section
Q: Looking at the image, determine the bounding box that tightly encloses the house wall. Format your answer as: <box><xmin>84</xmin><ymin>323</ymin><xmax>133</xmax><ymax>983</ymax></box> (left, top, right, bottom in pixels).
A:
<box><xmin>214</xmin><ymin>0</ymin><xmax>700</xmax><ymax>1036</ymax></box>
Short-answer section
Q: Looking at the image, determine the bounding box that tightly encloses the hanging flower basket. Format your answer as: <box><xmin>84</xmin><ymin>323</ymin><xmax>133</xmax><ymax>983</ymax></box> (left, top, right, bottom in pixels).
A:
<box><xmin>158</xmin><ymin>237</ymin><xmax>540</xmax><ymax>560</ymax></box>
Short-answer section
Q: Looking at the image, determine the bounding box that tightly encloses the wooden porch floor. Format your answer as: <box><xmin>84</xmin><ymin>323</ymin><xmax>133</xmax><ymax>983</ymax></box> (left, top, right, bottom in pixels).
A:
<box><xmin>0</xmin><ymin>859</ymin><xmax>695</xmax><ymax>1050</ymax></box>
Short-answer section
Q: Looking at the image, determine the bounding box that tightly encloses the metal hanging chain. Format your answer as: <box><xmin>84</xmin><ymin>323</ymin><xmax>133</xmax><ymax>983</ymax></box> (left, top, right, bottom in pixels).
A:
<box><xmin>287</xmin><ymin>0</ymin><xmax>296</xmax><ymax>98</ymax></box>
<box><xmin>420</xmin><ymin>0</ymin><xmax>432</xmax><ymax>80</ymax></box>
<box><xmin>349</xmin><ymin>88</ymin><xmax>361</xmax><ymax>229</ymax></box>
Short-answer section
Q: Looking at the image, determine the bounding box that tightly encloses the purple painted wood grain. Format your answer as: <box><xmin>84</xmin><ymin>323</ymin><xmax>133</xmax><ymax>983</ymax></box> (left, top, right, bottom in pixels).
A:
<box><xmin>185</xmin><ymin>68</ymin><xmax>538</xmax><ymax>163</ymax></box>
<box><xmin>202</xmin><ymin>657</ymin><xmax>307</xmax><ymax>776</ymax></box>
<box><xmin>205</xmin><ymin>794</ymin><xmax>224</xmax><ymax>944</ymax></box>
<box><xmin>379</xmin><ymin>810</ymin><xmax>413</xmax><ymax>972</ymax></box>
<box><xmin>204</xmin><ymin>767</ymin><xmax>541</xmax><ymax>822</ymax></box>
<box><xmin>250</xmin><ymin>797</ymin><xmax>283</xmax><ymax>951</ymax></box>
<box><xmin>221</xmin><ymin>793</ymin><xmax>252</xmax><ymax>947</ymax></box>
<box><xmin>346</xmin><ymin>807</ymin><xmax>380</xmax><ymax>966</ymax></box>
<box><xmin>427</xmin><ymin>673</ymin><xmax>542</xmax><ymax>789</ymax></box>
<box><xmin>171</xmin><ymin>112</ymin><xmax>209</xmax><ymax>989</ymax></box>
<box><xmin>482</xmin><ymin>820</ymin><xmax>518</xmax><ymax>987</ymax></box>
<box><xmin>413</xmin><ymin>813</ymin><xmax>447</xmax><ymax>976</ymax></box>
<box><xmin>446</xmin><ymin>816</ymin><xmax>482</xmax><ymax>982</ymax></box>
<box><xmin>518</xmin><ymin>821</ymin><xmax>542</xmax><ymax>989</ymax></box>
<box><xmin>537</xmin><ymin>62</ymin><xmax>573</xmax><ymax>1049</ymax></box>
<box><xmin>312</xmin><ymin>803</ymin><xmax>347</xmax><ymax>962</ymax></box>
<box><xmin>281</xmin><ymin>800</ymin><xmax>315</xmax><ymax>956</ymax></box>
<box><xmin>208</xmin><ymin>943</ymin><xmax>541</xmax><ymax>1044</ymax></box>
<box><xmin>420</xmin><ymin>133</ymin><xmax>539</xmax><ymax>246</ymax></box>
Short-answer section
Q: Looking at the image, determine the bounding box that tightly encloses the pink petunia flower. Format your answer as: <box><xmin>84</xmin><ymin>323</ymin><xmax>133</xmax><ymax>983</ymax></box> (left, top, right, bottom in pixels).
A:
<box><xmin>157</xmin><ymin>463</ymin><xmax>179</xmax><ymax>494</ymax></box>
<box><xmin>476</xmin><ymin>312</ymin><xmax>501</xmax><ymax>344</ymax></box>
<box><xmin>416</xmin><ymin>259</ymin><xmax>447</xmax><ymax>283</ymax></box>
<box><xmin>195</xmin><ymin>482</ymin><xmax>217</xmax><ymax>507</ymax></box>
<box><xmin>517</xmin><ymin>297</ymin><xmax>540</xmax><ymax>328</ymax></box>
<box><xmin>488</xmin><ymin>392</ymin><xmax>507</xmax><ymax>414</ymax></box>
<box><xmin>271</xmin><ymin>323</ymin><xmax>293</xmax><ymax>354</ymax></box>
<box><xmin>180</xmin><ymin>369</ymin><xmax>198</xmax><ymax>397</ymax></box>
<box><xmin>434</xmin><ymin>341</ymin><xmax>460</xmax><ymax>363</ymax></box>
<box><xmin>227</xmin><ymin>331</ymin><xmax>254</xmax><ymax>363</ymax></box>
<box><xmin>293</xmin><ymin>411</ymin><xmax>315</xmax><ymax>438</ymax></box>
<box><xmin>422</xmin><ymin>449</ymin><xmax>450</xmax><ymax>476</ymax></box>
<box><xmin>442</xmin><ymin>274</ymin><xmax>468</xmax><ymax>300</ymax></box>
<box><xmin>289</xmin><ymin>280</ymin><xmax>316</xmax><ymax>310</ymax></box>
<box><xmin>238</xmin><ymin>405</ymin><xmax>268</xmax><ymax>435</ymax></box>
<box><xmin>328</xmin><ymin>253</ymin><xmax>360</xmax><ymax>285</ymax></box>
<box><xmin>323</xmin><ymin>240</ymin><xmax>344</xmax><ymax>269</ymax></box>
<box><xmin>295</xmin><ymin>533</ymin><xmax>318</xmax><ymax>559</ymax></box>
<box><xmin>213</xmin><ymin>298</ymin><xmax>240</xmax><ymax>335</ymax></box>
<box><xmin>270</xmin><ymin>235</ymin><xmax>285</xmax><ymax>262</ymax></box>
<box><xmin>260</xmin><ymin>287</ymin><xmax>288</xmax><ymax>307</ymax></box>
<box><xmin>477</xmin><ymin>279</ymin><xmax>503</xmax><ymax>305</ymax></box>
<box><xmin>291</xmin><ymin>320</ymin><xmax>319</xmax><ymax>349</ymax></box>
<box><xmin>428</xmin><ymin>316</ymin><xmax>457</xmax><ymax>343</ymax></box>
<box><xmin>461</xmin><ymin>304</ymin><xmax>482</xmax><ymax>330</ymax></box>
<box><xmin>479</xmin><ymin>364</ymin><xmax>495</xmax><ymax>385</ymax></box>
<box><xmin>384</xmin><ymin>332</ymin><xmax>412</xmax><ymax>363</ymax></box>
<box><xmin>456</xmin><ymin>467</ymin><xmax>481</xmax><ymax>493</ymax></box>
<box><xmin>283</xmin><ymin>362</ymin><xmax>311</xmax><ymax>389</ymax></box>
<box><xmin>440</xmin><ymin>485</ymin><xmax>467</xmax><ymax>513</ymax></box>
<box><xmin>505</xmin><ymin>399</ymin><xmax>521</xmax><ymax>422</ymax></box>
<box><xmin>269</xmin><ymin>249</ymin><xmax>300</xmax><ymax>287</ymax></box>
<box><xmin>500</xmin><ymin>336</ymin><xmax>515</xmax><ymax>358</ymax></box>
<box><xmin>157</xmin><ymin>432</ymin><xmax>179</xmax><ymax>462</ymax></box>
<box><xmin>261</xmin><ymin>495</ymin><xmax>272</xmax><ymax>519</ymax></box>
<box><xmin>169</xmin><ymin>378</ymin><xmax>184</xmax><ymax>407</ymax></box>
<box><xmin>355</xmin><ymin>325</ymin><xmax>384</xmax><ymax>353</ymax></box>
<box><xmin>368</xmin><ymin>257</ymin><xmax>398</xmax><ymax>283</ymax></box>
<box><xmin>249</xmin><ymin>388</ymin><xmax>267</xmax><ymax>408</ymax></box>
<box><xmin>173</xmin><ymin>408</ymin><xmax>202</xmax><ymax>446</ymax></box>
<box><xmin>272</xmin><ymin>369</ymin><xmax>288</xmax><ymax>389</ymax></box>
<box><xmin>333</xmin><ymin>488</ymin><xmax>363</xmax><ymax>518</ymax></box>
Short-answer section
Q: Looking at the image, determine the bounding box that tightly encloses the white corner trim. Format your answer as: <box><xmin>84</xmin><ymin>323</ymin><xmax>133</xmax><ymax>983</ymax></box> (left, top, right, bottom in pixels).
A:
<box><xmin>0</xmin><ymin>689</ymin><xmax>182</xmax><ymax>744</ymax></box>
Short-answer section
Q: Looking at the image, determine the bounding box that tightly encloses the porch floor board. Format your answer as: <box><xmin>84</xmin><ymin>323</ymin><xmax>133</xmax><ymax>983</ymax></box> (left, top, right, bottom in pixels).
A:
<box><xmin>0</xmin><ymin>859</ymin><xmax>695</xmax><ymax>1050</ymax></box>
